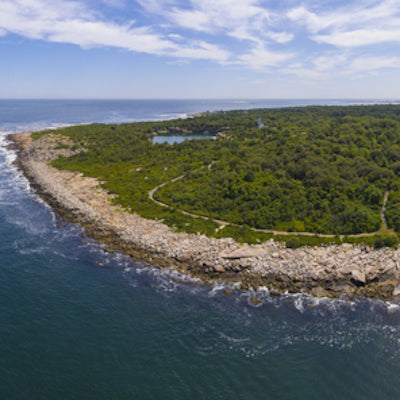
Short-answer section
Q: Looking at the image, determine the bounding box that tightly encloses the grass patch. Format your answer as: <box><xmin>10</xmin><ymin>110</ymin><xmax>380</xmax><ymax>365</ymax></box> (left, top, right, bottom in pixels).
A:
<box><xmin>215</xmin><ymin>225</ymin><xmax>274</xmax><ymax>244</ymax></box>
<box><xmin>31</xmin><ymin>130</ymin><xmax>52</xmax><ymax>141</ymax></box>
<box><xmin>345</xmin><ymin>234</ymin><xmax>399</xmax><ymax>249</ymax></box>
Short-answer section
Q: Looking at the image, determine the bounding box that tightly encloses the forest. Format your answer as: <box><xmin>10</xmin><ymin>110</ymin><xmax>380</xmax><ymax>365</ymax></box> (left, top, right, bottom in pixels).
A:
<box><xmin>43</xmin><ymin>104</ymin><xmax>400</xmax><ymax>246</ymax></box>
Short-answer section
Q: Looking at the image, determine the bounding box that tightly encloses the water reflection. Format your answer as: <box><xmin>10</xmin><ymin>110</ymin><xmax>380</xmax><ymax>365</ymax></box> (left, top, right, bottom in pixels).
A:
<box><xmin>152</xmin><ymin>135</ymin><xmax>214</xmax><ymax>144</ymax></box>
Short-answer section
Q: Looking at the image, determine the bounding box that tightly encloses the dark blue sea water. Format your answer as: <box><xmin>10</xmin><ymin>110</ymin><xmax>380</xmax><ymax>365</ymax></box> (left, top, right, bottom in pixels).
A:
<box><xmin>2</xmin><ymin>99</ymin><xmax>400</xmax><ymax>399</ymax></box>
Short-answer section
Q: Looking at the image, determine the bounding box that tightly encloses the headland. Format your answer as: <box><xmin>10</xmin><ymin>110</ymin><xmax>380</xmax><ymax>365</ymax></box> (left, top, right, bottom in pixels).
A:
<box><xmin>10</xmin><ymin>130</ymin><xmax>400</xmax><ymax>300</ymax></box>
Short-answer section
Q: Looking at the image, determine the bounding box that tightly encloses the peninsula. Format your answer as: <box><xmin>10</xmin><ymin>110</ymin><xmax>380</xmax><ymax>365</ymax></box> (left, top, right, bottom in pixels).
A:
<box><xmin>11</xmin><ymin>105</ymin><xmax>400</xmax><ymax>299</ymax></box>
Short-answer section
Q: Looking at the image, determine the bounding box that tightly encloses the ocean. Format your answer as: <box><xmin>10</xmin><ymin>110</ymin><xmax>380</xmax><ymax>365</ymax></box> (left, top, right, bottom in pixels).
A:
<box><xmin>1</xmin><ymin>99</ymin><xmax>400</xmax><ymax>399</ymax></box>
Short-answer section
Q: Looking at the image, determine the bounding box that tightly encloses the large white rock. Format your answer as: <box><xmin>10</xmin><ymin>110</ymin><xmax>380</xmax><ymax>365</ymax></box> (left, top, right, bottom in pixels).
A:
<box><xmin>351</xmin><ymin>270</ymin><xmax>366</xmax><ymax>284</ymax></box>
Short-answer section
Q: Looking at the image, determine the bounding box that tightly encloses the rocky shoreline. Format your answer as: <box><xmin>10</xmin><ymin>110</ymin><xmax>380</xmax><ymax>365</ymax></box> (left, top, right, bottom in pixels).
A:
<box><xmin>10</xmin><ymin>131</ymin><xmax>400</xmax><ymax>300</ymax></box>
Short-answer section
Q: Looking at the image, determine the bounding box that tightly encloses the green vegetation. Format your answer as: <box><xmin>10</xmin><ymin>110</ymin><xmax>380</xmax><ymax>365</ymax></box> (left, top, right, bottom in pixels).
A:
<box><xmin>31</xmin><ymin>130</ymin><xmax>52</xmax><ymax>141</ymax></box>
<box><xmin>46</xmin><ymin>105</ymin><xmax>400</xmax><ymax>247</ymax></box>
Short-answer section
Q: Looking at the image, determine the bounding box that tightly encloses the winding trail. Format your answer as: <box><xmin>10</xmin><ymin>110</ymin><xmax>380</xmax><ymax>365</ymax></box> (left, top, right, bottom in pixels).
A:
<box><xmin>148</xmin><ymin>173</ymin><xmax>229</xmax><ymax>227</ymax></box>
<box><xmin>148</xmin><ymin>172</ymin><xmax>392</xmax><ymax>239</ymax></box>
<box><xmin>381</xmin><ymin>190</ymin><xmax>390</xmax><ymax>230</ymax></box>
<box><xmin>148</xmin><ymin>174</ymin><xmax>186</xmax><ymax>208</ymax></box>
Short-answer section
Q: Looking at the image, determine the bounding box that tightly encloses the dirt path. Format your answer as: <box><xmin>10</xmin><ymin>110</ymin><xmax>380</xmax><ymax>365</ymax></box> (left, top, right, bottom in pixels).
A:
<box><xmin>381</xmin><ymin>190</ymin><xmax>390</xmax><ymax>230</ymax></box>
<box><xmin>148</xmin><ymin>174</ymin><xmax>391</xmax><ymax>238</ymax></box>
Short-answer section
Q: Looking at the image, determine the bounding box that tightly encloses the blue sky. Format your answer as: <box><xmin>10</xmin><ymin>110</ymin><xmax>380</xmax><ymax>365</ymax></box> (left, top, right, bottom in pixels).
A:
<box><xmin>1</xmin><ymin>0</ymin><xmax>400</xmax><ymax>99</ymax></box>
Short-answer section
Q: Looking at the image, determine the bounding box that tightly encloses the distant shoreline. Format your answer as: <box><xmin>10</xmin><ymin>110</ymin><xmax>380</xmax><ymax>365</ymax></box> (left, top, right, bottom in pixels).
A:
<box><xmin>9</xmin><ymin>130</ymin><xmax>400</xmax><ymax>300</ymax></box>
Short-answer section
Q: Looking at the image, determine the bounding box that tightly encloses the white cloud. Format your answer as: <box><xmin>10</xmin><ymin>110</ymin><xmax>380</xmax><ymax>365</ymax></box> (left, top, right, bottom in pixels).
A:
<box><xmin>168</xmin><ymin>33</ymin><xmax>183</xmax><ymax>40</ymax></box>
<box><xmin>137</xmin><ymin>0</ymin><xmax>296</xmax><ymax>71</ymax></box>
<box><xmin>172</xmin><ymin>40</ymin><xmax>230</xmax><ymax>62</ymax></box>
<box><xmin>312</xmin><ymin>53</ymin><xmax>349</xmax><ymax>72</ymax></box>
<box><xmin>283</xmin><ymin>0</ymin><xmax>400</xmax><ymax>80</ymax></box>
<box><xmin>314</xmin><ymin>29</ymin><xmax>400</xmax><ymax>47</ymax></box>
<box><xmin>266</xmin><ymin>31</ymin><xmax>293</xmax><ymax>44</ymax></box>
<box><xmin>285</xmin><ymin>52</ymin><xmax>400</xmax><ymax>81</ymax></box>
<box><xmin>349</xmin><ymin>56</ymin><xmax>400</xmax><ymax>72</ymax></box>
<box><xmin>288</xmin><ymin>0</ymin><xmax>400</xmax><ymax>47</ymax></box>
<box><xmin>168</xmin><ymin>0</ymin><xmax>271</xmax><ymax>32</ymax></box>
<box><xmin>0</xmin><ymin>0</ymin><xmax>230</xmax><ymax>62</ymax></box>
<box><xmin>144</xmin><ymin>0</ymin><xmax>291</xmax><ymax>46</ymax></box>
<box><xmin>0</xmin><ymin>0</ymin><xmax>294</xmax><ymax>70</ymax></box>
<box><xmin>283</xmin><ymin>52</ymin><xmax>337</xmax><ymax>79</ymax></box>
<box><xmin>239</xmin><ymin>45</ymin><xmax>294</xmax><ymax>70</ymax></box>
<box><xmin>287</xmin><ymin>6</ymin><xmax>323</xmax><ymax>33</ymax></box>
<box><xmin>167</xmin><ymin>8</ymin><xmax>211</xmax><ymax>32</ymax></box>
<box><xmin>2</xmin><ymin>0</ymin><xmax>400</xmax><ymax>79</ymax></box>
<box><xmin>288</xmin><ymin>1</ymin><xmax>400</xmax><ymax>33</ymax></box>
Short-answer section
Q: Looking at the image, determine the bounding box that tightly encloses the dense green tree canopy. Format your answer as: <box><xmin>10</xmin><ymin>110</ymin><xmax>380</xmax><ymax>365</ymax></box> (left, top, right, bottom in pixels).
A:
<box><xmin>47</xmin><ymin>105</ymin><xmax>400</xmax><ymax>241</ymax></box>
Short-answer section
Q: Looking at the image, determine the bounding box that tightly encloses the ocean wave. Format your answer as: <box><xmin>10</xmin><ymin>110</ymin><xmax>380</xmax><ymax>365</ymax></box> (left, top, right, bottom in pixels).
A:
<box><xmin>157</xmin><ymin>112</ymin><xmax>188</xmax><ymax>120</ymax></box>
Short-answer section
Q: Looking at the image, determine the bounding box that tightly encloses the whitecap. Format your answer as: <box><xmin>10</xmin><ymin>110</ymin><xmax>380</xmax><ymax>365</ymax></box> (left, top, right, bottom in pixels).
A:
<box><xmin>157</xmin><ymin>113</ymin><xmax>188</xmax><ymax>120</ymax></box>
<box><xmin>257</xmin><ymin>286</ymin><xmax>270</xmax><ymax>294</ymax></box>
<box><xmin>218</xmin><ymin>332</ymin><xmax>250</xmax><ymax>344</ymax></box>
<box><xmin>386</xmin><ymin>303</ymin><xmax>400</xmax><ymax>315</ymax></box>
<box><xmin>293</xmin><ymin>295</ymin><xmax>306</xmax><ymax>313</ymax></box>
<box><xmin>208</xmin><ymin>282</ymin><xmax>229</xmax><ymax>297</ymax></box>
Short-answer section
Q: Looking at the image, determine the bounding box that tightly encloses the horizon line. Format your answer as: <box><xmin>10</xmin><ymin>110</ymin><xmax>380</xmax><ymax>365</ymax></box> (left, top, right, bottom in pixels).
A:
<box><xmin>1</xmin><ymin>97</ymin><xmax>400</xmax><ymax>101</ymax></box>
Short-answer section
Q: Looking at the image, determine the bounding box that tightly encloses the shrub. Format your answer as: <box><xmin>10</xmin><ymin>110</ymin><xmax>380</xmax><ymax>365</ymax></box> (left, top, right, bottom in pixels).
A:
<box><xmin>286</xmin><ymin>237</ymin><xmax>301</xmax><ymax>249</ymax></box>
<box><xmin>373</xmin><ymin>235</ymin><xmax>399</xmax><ymax>249</ymax></box>
<box><xmin>374</xmin><ymin>237</ymin><xmax>384</xmax><ymax>249</ymax></box>
<box><xmin>383</xmin><ymin>235</ymin><xmax>399</xmax><ymax>248</ymax></box>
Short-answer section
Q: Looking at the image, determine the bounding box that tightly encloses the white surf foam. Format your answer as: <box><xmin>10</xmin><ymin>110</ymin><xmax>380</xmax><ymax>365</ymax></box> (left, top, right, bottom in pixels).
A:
<box><xmin>157</xmin><ymin>113</ymin><xmax>188</xmax><ymax>120</ymax></box>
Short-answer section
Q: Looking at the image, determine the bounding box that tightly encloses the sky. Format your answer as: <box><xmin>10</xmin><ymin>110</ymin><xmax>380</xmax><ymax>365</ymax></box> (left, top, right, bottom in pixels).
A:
<box><xmin>1</xmin><ymin>0</ymin><xmax>400</xmax><ymax>99</ymax></box>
